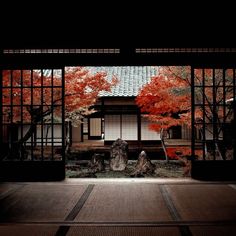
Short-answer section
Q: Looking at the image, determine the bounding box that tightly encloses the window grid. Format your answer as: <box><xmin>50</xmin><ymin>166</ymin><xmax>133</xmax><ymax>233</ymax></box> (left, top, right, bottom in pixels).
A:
<box><xmin>3</xmin><ymin>48</ymin><xmax>120</xmax><ymax>54</ymax></box>
<box><xmin>1</xmin><ymin>69</ymin><xmax>65</xmax><ymax>162</ymax></box>
<box><xmin>136</xmin><ymin>48</ymin><xmax>236</xmax><ymax>53</ymax></box>
<box><xmin>192</xmin><ymin>68</ymin><xmax>235</xmax><ymax>161</ymax></box>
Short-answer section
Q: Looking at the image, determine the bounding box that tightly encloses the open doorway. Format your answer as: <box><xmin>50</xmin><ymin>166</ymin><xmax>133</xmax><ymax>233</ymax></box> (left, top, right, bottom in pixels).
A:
<box><xmin>65</xmin><ymin>66</ymin><xmax>195</xmax><ymax>178</ymax></box>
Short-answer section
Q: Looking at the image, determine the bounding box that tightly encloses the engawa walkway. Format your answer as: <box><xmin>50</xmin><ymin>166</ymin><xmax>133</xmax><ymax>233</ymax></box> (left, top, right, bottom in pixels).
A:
<box><xmin>1</xmin><ymin>178</ymin><xmax>236</xmax><ymax>236</ymax></box>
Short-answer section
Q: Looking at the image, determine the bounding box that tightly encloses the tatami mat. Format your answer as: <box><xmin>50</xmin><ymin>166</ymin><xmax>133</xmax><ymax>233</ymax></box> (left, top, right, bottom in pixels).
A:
<box><xmin>165</xmin><ymin>185</ymin><xmax>236</xmax><ymax>221</ymax></box>
<box><xmin>0</xmin><ymin>183</ymin><xmax>24</xmax><ymax>200</ymax></box>
<box><xmin>76</xmin><ymin>184</ymin><xmax>172</xmax><ymax>222</ymax></box>
<box><xmin>229</xmin><ymin>184</ymin><xmax>236</xmax><ymax>191</ymax></box>
<box><xmin>1</xmin><ymin>181</ymin><xmax>236</xmax><ymax>236</ymax></box>
<box><xmin>0</xmin><ymin>225</ymin><xmax>58</xmax><ymax>236</ymax></box>
<box><xmin>190</xmin><ymin>225</ymin><xmax>236</xmax><ymax>236</ymax></box>
<box><xmin>67</xmin><ymin>226</ymin><xmax>181</xmax><ymax>236</ymax></box>
<box><xmin>0</xmin><ymin>184</ymin><xmax>88</xmax><ymax>222</ymax></box>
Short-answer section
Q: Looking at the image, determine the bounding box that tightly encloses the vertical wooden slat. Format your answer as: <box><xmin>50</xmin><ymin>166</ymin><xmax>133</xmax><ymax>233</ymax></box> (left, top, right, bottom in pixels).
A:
<box><xmin>61</xmin><ymin>67</ymin><xmax>65</xmax><ymax>162</ymax></box>
<box><xmin>20</xmin><ymin>70</ymin><xmax>23</xmax><ymax>160</ymax></box>
<box><xmin>0</xmin><ymin>69</ymin><xmax>3</xmax><ymax>156</ymax></box>
<box><xmin>120</xmin><ymin>114</ymin><xmax>122</xmax><ymax>139</ymax></box>
<box><xmin>30</xmin><ymin>70</ymin><xmax>34</xmax><ymax>160</ymax></box>
<box><xmin>212</xmin><ymin>69</ymin><xmax>217</xmax><ymax>160</ymax></box>
<box><xmin>222</xmin><ymin>69</ymin><xmax>226</xmax><ymax>160</ymax></box>
<box><xmin>10</xmin><ymin>70</ymin><xmax>13</xmax><ymax>151</ymax></box>
<box><xmin>41</xmin><ymin>69</ymin><xmax>44</xmax><ymax>161</ymax></box>
<box><xmin>202</xmin><ymin>69</ymin><xmax>206</xmax><ymax>160</ymax></box>
<box><xmin>137</xmin><ymin>111</ymin><xmax>141</xmax><ymax>146</ymax></box>
<box><xmin>233</xmin><ymin>69</ymin><xmax>236</xmax><ymax>160</ymax></box>
<box><xmin>51</xmin><ymin>70</ymin><xmax>54</xmax><ymax>160</ymax></box>
<box><xmin>191</xmin><ymin>67</ymin><xmax>195</xmax><ymax>161</ymax></box>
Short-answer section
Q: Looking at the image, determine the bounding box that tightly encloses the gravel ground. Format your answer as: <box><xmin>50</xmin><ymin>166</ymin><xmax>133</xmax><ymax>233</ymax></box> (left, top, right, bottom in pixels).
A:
<box><xmin>66</xmin><ymin>160</ymin><xmax>189</xmax><ymax>178</ymax></box>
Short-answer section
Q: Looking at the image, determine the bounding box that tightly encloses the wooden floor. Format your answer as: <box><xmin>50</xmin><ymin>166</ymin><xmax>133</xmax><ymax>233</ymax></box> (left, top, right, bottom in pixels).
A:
<box><xmin>1</xmin><ymin>179</ymin><xmax>236</xmax><ymax>235</ymax></box>
<box><xmin>72</xmin><ymin>139</ymin><xmax>195</xmax><ymax>148</ymax></box>
<box><xmin>71</xmin><ymin>139</ymin><xmax>199</xmax><ymax>154</ymax></box>
<box><xmin>72</xmin><ymin>140</ymin><xmax>104</xmax><ymax>148</ymax></box>
<box><xmin>71</xmin><ymin>140</ymin><xmax>166</xmax><ymax>159</ymax></box>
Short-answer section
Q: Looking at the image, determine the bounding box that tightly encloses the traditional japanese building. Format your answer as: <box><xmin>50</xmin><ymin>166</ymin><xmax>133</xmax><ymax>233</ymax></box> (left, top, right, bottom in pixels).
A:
<box><xmin>71</xmin><ymin>66</ymin><xmax>191</xmax><ymax>146</ymax></box>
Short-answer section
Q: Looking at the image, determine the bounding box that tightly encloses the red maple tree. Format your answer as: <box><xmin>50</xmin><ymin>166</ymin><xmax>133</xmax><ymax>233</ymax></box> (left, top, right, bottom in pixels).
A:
<box><xmin>2</xmin><ymin>67</ymin><xmax>117</xmax><ymax>158</ymax></box>
<box><xmin>136</xmin><ymin>67</ymin><xmax>191</xmax><ymax>131</ymax></box>
<box><xmin>136</xmin><ymin>66</ymin><xmax>234</xmax><ymax>161</ymax></box>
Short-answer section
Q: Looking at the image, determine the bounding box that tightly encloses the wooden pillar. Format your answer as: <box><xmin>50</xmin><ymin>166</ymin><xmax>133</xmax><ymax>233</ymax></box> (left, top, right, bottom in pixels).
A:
<box><xmin>137</xmin><ymin>110</ymin><xmax>141</xmax><ymax>147</ymax></box>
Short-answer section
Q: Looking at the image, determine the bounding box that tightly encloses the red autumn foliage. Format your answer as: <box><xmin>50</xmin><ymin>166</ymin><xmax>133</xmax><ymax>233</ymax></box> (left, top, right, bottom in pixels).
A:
<box><xmin>136</xmin><ymin>66</ymin><xmax>235</xmax><ymax>161</ymax></box>
<box><xmin>136</xmin><ymin>66</ymin><xmax>234</xmax><ymax>132</ymax></box>
<box><xmin>2</xmin><ymin>67</ymin><xmax>117</xmax><ymax>158</ymax></box>
<box><xmin>136</xmin><ymin>67</ymin><xmax>192</xmax><ymax>131</ymax></box>
<box><xmin>166</xmin><ymin>147</ymin><xmax>202</xmax><ymax>160</ymax></box>
<box><xmin>2</xmin><ymin>67</ymin><xmax>117</xmax><ymax>123</ymax></box>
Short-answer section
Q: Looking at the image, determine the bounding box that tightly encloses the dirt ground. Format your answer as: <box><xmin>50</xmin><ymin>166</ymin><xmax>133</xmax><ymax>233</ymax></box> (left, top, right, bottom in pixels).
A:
<box><xmin>66</xmin><ymin>160</ymin><xmax>189</xmax><ymax>178</ymax></box>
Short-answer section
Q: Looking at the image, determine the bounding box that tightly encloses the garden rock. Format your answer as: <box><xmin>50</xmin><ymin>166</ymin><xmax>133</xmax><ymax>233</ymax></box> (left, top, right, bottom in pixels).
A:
<box><xmin>130</xmin><ymin>150</ymin><xmax>155</xmax><ymax>177</ymax></box>
<box><xmin>88</xmin><ymin>153</ymin><xmax>105</xmax><ymax>173</ymax></box>
<box><xmin>110</xmin><ymin>138</ymin><xmax>128</xmax><ymax>171</ymax></box>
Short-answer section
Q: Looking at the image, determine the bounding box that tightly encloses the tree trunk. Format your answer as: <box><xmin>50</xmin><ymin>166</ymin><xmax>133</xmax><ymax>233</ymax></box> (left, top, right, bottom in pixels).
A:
<box><xmin>45</xmin><ymin>125</ymin><xmax>50</xmax><ymax>146</ymax></box>
<box><xmin>204</xmin><ymin>142</ymin><xmax>210</xmax><ymax>160</ymax></box>
<box><xmin>7</xmin><ymin>123</ymin><xmax>37</xmax><ymax>159</ymax></box>
<box><xmin>160</xmin><ymin>128</ymin><xmax>169</xmax><ymax>162</ymax></box>
<box><xmin>65</xmin><ymin>122</ymin><xmax>70</xmax><ymax>154</ymax></box>
<box><xmin>215</xmin><ymin>142</ymin><xmax>223</xmax><ymax>160</ymax></box>
<box><xmin>7</xmin><ymin>106</ymin><xmax>44</xmax><ymax>160</ymax></box>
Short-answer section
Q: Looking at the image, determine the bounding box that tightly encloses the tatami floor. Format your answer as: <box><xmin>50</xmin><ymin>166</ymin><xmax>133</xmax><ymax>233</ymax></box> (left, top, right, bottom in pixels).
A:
<box><xmin>1</xmin><ymin>179</ymin><xmax>236</xmax><ymax>236</ymax></box>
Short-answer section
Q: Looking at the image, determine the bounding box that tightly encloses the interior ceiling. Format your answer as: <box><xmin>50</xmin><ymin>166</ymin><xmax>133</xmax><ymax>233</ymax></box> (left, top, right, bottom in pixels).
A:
<box><xmin>2</xmin><ymin>13</ymin><xmax>236</xmax><ymax>67</ymax></box>
<box><xmin>2</xmin><ymin>24</ymin><xmax>236</xmax><ymax>49</ymax></box>
<box><xmin>2</xmin><ymin>38</ymin><xmax>236</xmax><ymax>49</ymax></box>
<box><xmin>2</xmin><ymin>1</ymin><xmax>235</xmax><ymax>50</ymax></box>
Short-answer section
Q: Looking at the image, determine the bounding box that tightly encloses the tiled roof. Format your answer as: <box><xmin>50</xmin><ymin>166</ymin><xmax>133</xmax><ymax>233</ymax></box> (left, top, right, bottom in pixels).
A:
<box><xmin>86</xmin><ymin>66</ymin><xmax>158</xmax><ymax>97</ymax></box>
